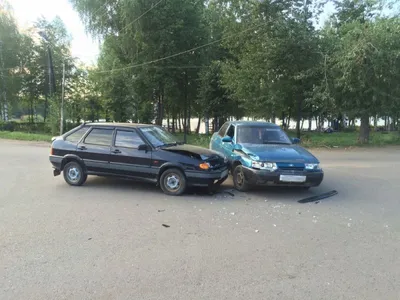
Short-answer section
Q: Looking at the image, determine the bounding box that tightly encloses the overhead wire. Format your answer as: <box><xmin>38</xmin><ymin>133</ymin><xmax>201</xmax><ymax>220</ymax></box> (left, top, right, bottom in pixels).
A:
<box><xmin>93</xmin><ymin>21</ymin><xmax>266</xmax><ymax>74</ymax></box>
<box><xmin>119</xmin><ymin>0</ymin><xmax>165</xmax><ymax>33</ymax></box>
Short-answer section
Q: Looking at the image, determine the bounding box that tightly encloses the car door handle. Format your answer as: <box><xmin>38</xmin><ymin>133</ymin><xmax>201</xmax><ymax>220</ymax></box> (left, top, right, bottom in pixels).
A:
<box><xmin>78</xmin><ymin>146</ymin><xmax>86</xmax><ymax>150</ymax></box>
<box><xmin>112</xmin><ymin>149</ymin><xmax>121</xmax><ymax>154</ymax></box>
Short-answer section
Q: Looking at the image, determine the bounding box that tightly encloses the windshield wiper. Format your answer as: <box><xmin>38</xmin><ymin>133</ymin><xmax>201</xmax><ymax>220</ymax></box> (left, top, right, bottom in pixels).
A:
<box><xmin>159</xmin><ymin>142</ymin><xmax>178</xmax><ymax>148</ymax></box>
<box><xmin>263</xmin><ymin>141</ymin><xmax>291</xmax><ymax>145</ymax></box>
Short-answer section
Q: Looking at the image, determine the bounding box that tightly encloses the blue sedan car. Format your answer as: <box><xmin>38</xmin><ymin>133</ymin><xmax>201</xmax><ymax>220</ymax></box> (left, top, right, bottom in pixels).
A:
<box><xmin>209</xmin><ymin>121</ymin><xmax>324</xmax><ymax>191</ymax></box>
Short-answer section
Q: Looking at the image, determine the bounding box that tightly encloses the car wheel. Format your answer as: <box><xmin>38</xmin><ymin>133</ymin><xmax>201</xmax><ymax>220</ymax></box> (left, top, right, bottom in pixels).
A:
<box><xmin>233</xmin><ymin>165</ymin><xmax>249</xmax><ymax>192</ymax></box>
<box><xmin>63</xmin><ymin>161</ymin><xmax>87</xmax><ymax>186</ymax></box>
<box><xmin>160</xmin><ymin>168</ymin><xmax>187</xmax><ymax>196</ymax></box>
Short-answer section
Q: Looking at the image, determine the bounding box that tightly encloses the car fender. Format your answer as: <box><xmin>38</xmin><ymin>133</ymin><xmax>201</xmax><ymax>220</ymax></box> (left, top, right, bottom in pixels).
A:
<box><xmin>61</xmin><ymin>154</ymin><xmax>86</xmax><ymax>171</ymax></box>
<box><xmin>157</xmin><ymin>162</ymin><xmax>186</xmax><ymax>180</ymax></box>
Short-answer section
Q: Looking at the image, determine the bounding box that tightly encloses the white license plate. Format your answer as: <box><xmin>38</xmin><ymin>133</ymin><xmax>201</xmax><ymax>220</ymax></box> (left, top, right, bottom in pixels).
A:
<box><xmin>279</xmin><ymin>175</ymin><xmax>306</xmax><ymax>183</ymax></box>
<box><xmin>220</xmin><ymin>170</ymin><xmax>228</xmax><ymax>179</ymax></box>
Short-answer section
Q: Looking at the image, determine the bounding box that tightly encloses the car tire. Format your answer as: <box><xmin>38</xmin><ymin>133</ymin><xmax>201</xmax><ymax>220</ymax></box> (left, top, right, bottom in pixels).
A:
<box><xmin>233</xmin><ymin>165</ymin><xmax>250</xmax><ymax>192</ymax></box>
<box><xmin>160</xmin><ymin>168</ymin><xmax>187</xmax><ymax>196</ymax></box>
<box><xmin>63</xmin><ymin>161</ymin><xmax>87</xmax><ymax>186</ymax></box>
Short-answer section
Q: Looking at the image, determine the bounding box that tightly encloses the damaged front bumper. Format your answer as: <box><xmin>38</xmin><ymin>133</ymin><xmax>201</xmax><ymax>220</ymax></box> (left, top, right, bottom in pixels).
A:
<box><xmin>242</xmin><ymin>166</ymin><xmax>324</xmax><ymax>187</ymax></box>
<box><xmin>185</xmin><ymin>167</ymin><xmax>229</xmax><ymax>187</ymax></box>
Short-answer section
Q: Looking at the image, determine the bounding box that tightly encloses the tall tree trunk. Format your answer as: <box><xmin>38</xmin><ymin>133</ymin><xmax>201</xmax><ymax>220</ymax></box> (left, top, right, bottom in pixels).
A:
<box><xmin>296</xmin><ymin>98</ymin><xmax>302</xmax><ymax>138</ymax></box>
<box><xmin>167</xmin><ymin>115</ymin><xmax>170</xmax><ymax>132</ymax></box>
<box><xmin>308</xmin><ymin>118</ymin><xmax>312</xmax><ymax>131</ymax></box>
<box><xmin>172</xmin><ymin>115</ymin><xmax>176</xmax><ymax>133</ymax></box>
<box><xmin>358</xmin><ymin>115</ymin><xmax>370</xmax><ymax>144</ymax></box>
<box><xmin>183</xmin><ymin>72</ymin><xmax>188</xmax><ymax>142</ymax></box>
<box><xmin>374</xmin><ymin>115</ymin><xmax>378</xmax><ymax>131</ymax></box>
<box><xmin>178</xmin><ymin>113</ymin><xmax>182</xmax><ymax>133</ymax></box>
<box><xmin>196</xmin><ymin>117</ymin><xmax>201</xmax><ymax>134</ymax></box>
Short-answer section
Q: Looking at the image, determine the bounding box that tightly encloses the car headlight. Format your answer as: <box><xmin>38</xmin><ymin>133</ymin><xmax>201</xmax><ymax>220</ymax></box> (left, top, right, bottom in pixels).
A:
<box><xmin>305</xmin><ymin>163</ymin><xmax>320</xmax><ymax>170</ymax></box>
<box><xmin>223</xmin><ymin>156</ymin><xmax>228</xmax><ymax>164</ymax></box>
<box><xmin>251</xmin><ymin>161</ymin><xmax>278</xmax><ymax>171</ymax></box>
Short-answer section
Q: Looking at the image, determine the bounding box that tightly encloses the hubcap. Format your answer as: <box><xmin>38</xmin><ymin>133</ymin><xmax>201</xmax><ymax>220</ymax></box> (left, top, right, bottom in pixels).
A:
<box><xmin>236</xmin><ymin>171</ymin><xmax>244</xmax><ymax>186</ymax></box>
<box><xmin>165</xmin><ymin>174</ymin><xmax>180</xmax><ymax>191</ymax></box>
<box><xmin>67</xmin><ymin>167</ymin><xmax>80</xmax><ymax>183</ymax></box>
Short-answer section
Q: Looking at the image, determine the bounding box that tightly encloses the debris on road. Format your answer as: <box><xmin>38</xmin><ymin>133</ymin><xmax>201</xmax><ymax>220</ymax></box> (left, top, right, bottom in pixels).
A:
<box><xmin>255</xmin><ymin>229</ymin><xmax>259</xmax><ymax>233</ymax></box>
<box><xmin>158</xmin><ymin>209</ymin><xmax>165</xmax><ymax>212</ymax></box>
<box><xmin>230</xmin><ymin>212</ymin><xmax>235</xmax><ymax>216</ymax></box>
<box><xmin>88</xmin><ymin>238</ymin><xmax>92</xmax><ymax>240</ymax></box>
<box><xmin>162</xmin><ymin>224</ymin><xmax>170</xmax><ymax>228</ymax></box>
<box><xmin>297</xmin><ymin>190</ymin><xmax>338</xmax><ymax>204</ymax></box>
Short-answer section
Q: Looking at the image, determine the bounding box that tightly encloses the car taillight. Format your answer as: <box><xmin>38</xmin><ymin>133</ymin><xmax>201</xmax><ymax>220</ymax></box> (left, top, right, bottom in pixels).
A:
<box><xmin>50</xmin><ymin>147</ymin><xmax>54</xmax><ymax>155</ymax></box>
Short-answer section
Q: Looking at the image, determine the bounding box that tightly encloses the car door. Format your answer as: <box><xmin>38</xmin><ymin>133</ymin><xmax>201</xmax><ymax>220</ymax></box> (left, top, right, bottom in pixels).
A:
<box><xmin>221</xmin><ymin>124</ymin><xmax>236</xmax><ymax>158</ymax></box>
<box><xmin>109</xmin><ymin>129</ymin><xmax>154</xmax><ymax>180</ymax></box>
<box><xmin>76</xmin><ymin>127</ymin><xmax>114</xmax><ymax>173</ymax></box>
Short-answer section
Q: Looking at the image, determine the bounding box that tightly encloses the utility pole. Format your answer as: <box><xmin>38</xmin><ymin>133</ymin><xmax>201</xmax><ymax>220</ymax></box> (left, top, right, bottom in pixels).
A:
<box><xmin>0</xmin><ymin>40</ymin><xmax>8</xmax><ymax>121</ymax></box>
<box><xmin>60</xmin><ymin>61</ymin><xmax>65</xmax><ymax>135</ymax></box>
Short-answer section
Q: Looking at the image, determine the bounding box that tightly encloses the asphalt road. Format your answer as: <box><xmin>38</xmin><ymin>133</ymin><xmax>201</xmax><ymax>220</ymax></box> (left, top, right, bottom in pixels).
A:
<box><xmin>1</xmin><ymin>140</ymin><xmax>399</xmax><ymax>300</ymax></box>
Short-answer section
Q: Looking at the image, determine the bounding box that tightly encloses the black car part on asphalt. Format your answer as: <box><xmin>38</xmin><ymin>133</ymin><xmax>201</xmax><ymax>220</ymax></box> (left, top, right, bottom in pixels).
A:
<box><xmin>297</xmin><ymin>190</ymin><xmax>338</xmax><ymax>204</ymax></box>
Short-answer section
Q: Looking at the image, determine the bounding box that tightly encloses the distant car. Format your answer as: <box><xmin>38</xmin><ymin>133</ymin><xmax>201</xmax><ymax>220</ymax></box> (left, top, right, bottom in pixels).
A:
<box><xmin>49</xmin><ymin>123</ymin><xmax>229</xmax><ymax>196</ymax></box>
<box><xmin>209</xmin><ymin>121</ymin><xmax>324</xmax><ymax>191</ymax></box>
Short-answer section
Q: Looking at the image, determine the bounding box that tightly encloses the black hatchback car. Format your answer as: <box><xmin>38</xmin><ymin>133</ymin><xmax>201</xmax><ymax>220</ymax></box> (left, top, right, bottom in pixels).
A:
<box><xmin>49</xmin><ymin>123</ymin><xmax>229</xmax><ymax>195</ymax></box>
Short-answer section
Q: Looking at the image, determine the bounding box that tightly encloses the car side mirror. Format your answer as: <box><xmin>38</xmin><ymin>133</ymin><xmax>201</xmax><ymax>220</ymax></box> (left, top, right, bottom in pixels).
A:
<box><xmin>138</xmin><ymin>144</ymin><xmax>150</xmax><ymax>151</ymax></box>
<box><xmin>292</xmin><ymin>138</ymin><xmax>301</xmax><ymax>144</ymax></box>
<box><xmin>233</xmin><ymin>144</ymin><xmax>242</xmax><ymax>151</ymax></box>
<box><xmin>222</xmin><ymin>136</ymin><xmax>233</xmax><ymax>143</ymax></box>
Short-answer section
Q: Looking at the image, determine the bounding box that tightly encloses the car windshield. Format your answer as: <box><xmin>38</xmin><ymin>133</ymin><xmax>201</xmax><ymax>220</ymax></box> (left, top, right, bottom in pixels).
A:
<box><xmin>140</xmin><ymin>126</ymin><xmax>180</xmax><ymax>147</ymax></box>
<box><xmin>236</xmin><ymin>126</ymin><xmax>292</xmax><ymax>145</ymax></box>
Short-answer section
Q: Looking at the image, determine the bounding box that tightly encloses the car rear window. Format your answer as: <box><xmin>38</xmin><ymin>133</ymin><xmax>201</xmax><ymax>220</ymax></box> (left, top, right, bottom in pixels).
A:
<box><xmin>84</xmin><ymin>128</ymin><xmax>114</xmax><ymax>146</ymax></box>
<box><xmin>65</xmin><ymin>127</ymin><xmax>89</xmax><ymax>143</ymax></box>
<box><xmin>115</xmin><ymin>130</ymin><xmax>143</xmax><ymax>148</ymax></box>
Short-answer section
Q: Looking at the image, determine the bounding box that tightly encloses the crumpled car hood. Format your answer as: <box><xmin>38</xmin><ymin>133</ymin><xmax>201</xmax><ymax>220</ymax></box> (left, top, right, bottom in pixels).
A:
<box><xmin>163</xmin><ymin>144</ymin><xmax>222</xmax><ymax>160</ymax></box>
<box><xmin>239</xmin><ymin>144</ymin><xmax>319</xmax><ymax>163</ymax></box>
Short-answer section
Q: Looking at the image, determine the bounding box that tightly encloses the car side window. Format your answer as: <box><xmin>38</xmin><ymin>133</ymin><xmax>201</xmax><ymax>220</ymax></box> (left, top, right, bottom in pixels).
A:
<box><xmin>84</xmin><ymin>128</ymin><xmax>114</xmax><ymax>146</ymax></box>
<box><xmin>115</xmin><ymin>130</ymin><xmax>144</xmax><ymax>148</ymax></box>
<box><xmin>218</xmin><ymin>123</ymin><xmax>229</xmax><ymax>137</ymax></box>
<box><xmin>226</xmin><ymin>125</ymin><xmax>235</xmax><ymax>139</ymax></box>
<box><xmin>65</xmin><ymin>127</ymin><xmax>89</xmax><ymax>143</ymax></box>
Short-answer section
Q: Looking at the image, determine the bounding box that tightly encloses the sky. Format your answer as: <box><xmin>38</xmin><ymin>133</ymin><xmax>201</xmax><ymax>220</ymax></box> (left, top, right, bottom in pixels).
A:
<box><xmin>11</xmin><ymin>0</ymin><xmax>100</xmax><ymax>65</ymax></box>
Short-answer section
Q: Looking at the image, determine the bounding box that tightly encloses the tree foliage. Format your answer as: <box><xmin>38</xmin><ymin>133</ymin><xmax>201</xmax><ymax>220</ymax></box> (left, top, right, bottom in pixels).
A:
<box><xmin>1</xmin><ymin>0</ymin><xmax>400</xmax><ymax>143</ymax></box>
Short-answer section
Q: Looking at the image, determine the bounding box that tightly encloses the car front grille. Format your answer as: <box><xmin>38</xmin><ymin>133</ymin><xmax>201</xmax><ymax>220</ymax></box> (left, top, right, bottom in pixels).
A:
<box><xmin>279</xmin><ymin>166</ymin><xmax>305</xmax><ymax>171</ymax></box>
<box><xmin>277</xmin><ymin>162</ymin><xmax>304</xmax><ymax>171</ymax></box>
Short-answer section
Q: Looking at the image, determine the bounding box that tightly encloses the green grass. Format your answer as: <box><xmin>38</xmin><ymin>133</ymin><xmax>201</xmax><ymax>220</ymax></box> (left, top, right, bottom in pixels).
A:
<box><xmin>175</xmin><ymin>131</ymin><xmax>400</xmax><ymax>149</ymax></box>
<box><xmin>0</xmin><ymin>131</ymin><xmax>53</xmax><ymax>142</ymax></box>
<box><xmin>1</xmin><ymin>130</ymin><xmax>399</xmax><ymax>149</ymax></box>
<box><xmin>298</xmin><ymin>131</ymin><xmax>400</xmax><ymax>148</ymax></box>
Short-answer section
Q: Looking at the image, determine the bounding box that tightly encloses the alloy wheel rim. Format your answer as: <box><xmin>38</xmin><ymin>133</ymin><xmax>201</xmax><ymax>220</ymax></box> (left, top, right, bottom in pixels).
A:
<box><xmin>165</xmin><ymin>174</ymin><xmax>180</xmax><ymax>191</ymax></box>
<box><xmin>236</xmin><ymin>170</ymin><xmax>244</xmax><ymax>186</ymax></box>
<box><xmin>67</xmin><ymin>166</ymin><xmax>81</xmax><ymax>183</ymax></box>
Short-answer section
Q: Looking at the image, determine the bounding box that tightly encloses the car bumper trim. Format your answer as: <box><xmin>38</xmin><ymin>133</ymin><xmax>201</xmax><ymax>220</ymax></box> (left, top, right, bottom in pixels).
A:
<box><xmin>242</xmin><ymin>166</ymin><xmax>324</xmax><ymax>187</ymax></box>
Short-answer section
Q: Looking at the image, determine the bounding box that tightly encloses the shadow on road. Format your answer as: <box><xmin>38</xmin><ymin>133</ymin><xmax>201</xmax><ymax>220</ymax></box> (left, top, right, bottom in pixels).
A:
<box><xmin>80</xmin><ymin>175</ymin><xmax>338</xmax><ymax>204</ymax></box>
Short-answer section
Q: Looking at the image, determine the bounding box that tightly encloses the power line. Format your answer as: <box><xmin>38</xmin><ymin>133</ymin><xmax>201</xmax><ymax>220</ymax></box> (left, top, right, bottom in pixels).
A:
<box><xmin>94</xmin><ymin>22</ymin><xmax>266</xmax><ymax>74</ymax></box>
<box><xmin>120</xmin><ymin>0</ymin><xmax>164</xmax><ymax>33</ymax></box>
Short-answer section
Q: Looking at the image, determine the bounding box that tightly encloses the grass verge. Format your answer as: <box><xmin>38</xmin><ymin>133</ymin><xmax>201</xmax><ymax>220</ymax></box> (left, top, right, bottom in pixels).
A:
<box><xmin>0</xmin><ymin>131</ymin><xmax>53</xmax><ymax>142</ymax></box>
<box><xmin>176</xmin><ymin>131</ymin><xmax>400</xmax><ymax>149</ymax></box>
<box><xmin>1</xmin><ymin>130</ymin><xmax>399</xmax><ymax>149</ymax></box>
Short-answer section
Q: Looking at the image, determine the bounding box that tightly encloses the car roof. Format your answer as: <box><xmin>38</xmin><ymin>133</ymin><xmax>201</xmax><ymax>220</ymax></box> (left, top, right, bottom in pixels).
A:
<box><xmin>228</xmin><ymin>121</ymin><xmax>279</xmax><ymax>127</ymax></box>
<box><xmin>85</xmin><ymin>122</ymin><xmax>155</xmax><ymax>129</ymax></box>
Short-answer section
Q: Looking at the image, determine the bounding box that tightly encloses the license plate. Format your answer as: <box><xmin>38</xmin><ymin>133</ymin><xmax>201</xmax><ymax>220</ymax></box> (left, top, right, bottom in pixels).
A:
<box><xmin>220</xmin><ymin>170</ymin><xmax>228</xmax><ymax>179</ymax></box>
<box><xmin>280</xmin><ymin>175</ymin><xmax>306</xmax><ymax>183</ymax></box>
